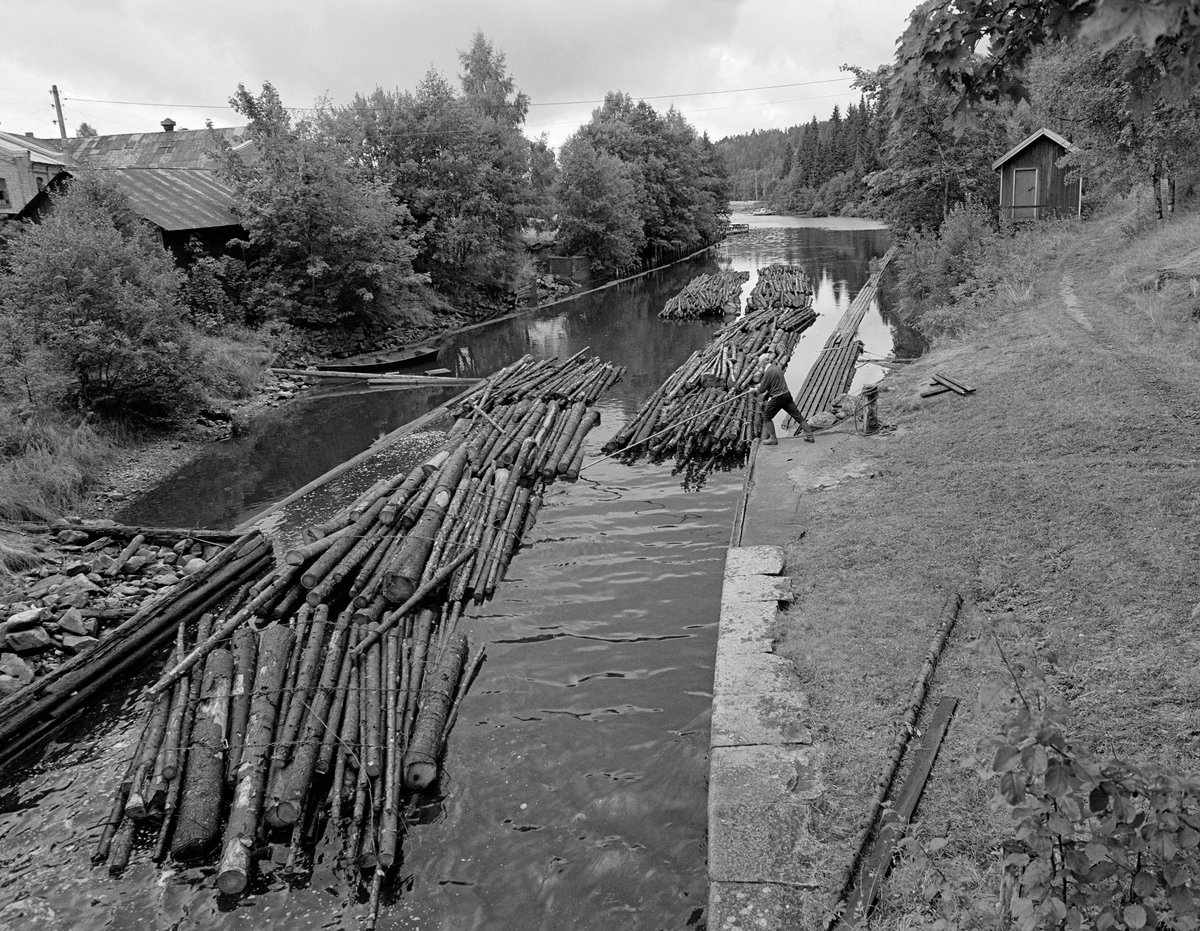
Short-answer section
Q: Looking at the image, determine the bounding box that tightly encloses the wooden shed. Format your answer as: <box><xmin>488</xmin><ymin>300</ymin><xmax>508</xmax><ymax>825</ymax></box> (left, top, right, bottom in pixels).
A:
<box><xmin>993</xmin><ymin>128</ymin><xmax>1082</xmax><ymax>221</ymax></box>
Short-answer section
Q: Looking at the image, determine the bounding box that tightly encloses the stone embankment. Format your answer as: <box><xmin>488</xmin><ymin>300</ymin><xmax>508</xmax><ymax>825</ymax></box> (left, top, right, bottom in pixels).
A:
<box><xmin>0</xmin><ymin>526</ymin><xmax>231</xmax><ymax>696</ymax></box>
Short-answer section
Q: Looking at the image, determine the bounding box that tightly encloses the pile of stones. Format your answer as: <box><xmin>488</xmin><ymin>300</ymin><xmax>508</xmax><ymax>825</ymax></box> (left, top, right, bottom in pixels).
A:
<box><xmin>0</xmin><ymin>527</ymin><xmax>223</xmax><ymax>696</ymax></box>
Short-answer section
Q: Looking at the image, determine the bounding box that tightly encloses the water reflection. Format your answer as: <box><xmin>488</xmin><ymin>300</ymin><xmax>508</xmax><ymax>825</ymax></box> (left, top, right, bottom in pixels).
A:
<box><xmin>0</xmin><ymin>218</ymin><xmax>905</xmax><ymax>931</ymax></box>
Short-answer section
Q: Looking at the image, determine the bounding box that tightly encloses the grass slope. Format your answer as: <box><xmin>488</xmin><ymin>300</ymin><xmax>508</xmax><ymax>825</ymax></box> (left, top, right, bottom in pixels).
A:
<box><xmin>775</xmin><ymin>208</ymin><xmax>1200</xmax><ymax>926</ymax></box>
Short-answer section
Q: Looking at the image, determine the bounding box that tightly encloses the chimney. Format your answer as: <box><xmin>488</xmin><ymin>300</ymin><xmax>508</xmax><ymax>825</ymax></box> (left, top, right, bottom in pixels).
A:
<box><xmin>25</xmin><ymin>132</ymin><xmax>33</xmax><ymax>137</ymax></box>
<box><xmin>161</xmin><ymin>118</ymin><xmax>176</xmax><ymax>132</ymax></box>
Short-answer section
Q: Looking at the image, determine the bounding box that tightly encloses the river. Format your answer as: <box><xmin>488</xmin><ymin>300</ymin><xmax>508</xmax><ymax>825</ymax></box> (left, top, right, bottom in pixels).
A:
<box><xmin>0</xmin><ymin>212</ymin><xmax>917</xmax><ymax>930</ymax></box>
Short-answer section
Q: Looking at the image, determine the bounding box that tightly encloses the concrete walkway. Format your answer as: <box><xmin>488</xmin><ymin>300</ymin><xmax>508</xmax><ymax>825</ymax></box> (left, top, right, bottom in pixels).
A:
<box><xmin>708</xmin><ymin>428</ymin><xmax>882</xmax><ymax>929</ymax></box>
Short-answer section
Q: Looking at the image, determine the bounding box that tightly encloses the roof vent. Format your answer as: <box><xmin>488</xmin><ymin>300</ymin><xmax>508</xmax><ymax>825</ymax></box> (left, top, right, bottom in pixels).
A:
<box><xmin>161</xmin><ymin>118</ymin><xmax>176</xmax><ymax>132</ymax></box>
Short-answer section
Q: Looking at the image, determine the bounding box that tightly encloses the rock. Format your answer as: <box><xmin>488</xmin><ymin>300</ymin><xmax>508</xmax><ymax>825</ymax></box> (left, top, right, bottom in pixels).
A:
<box><xmin>202</xmin><ymin>545</ymin><xmax>220</xmax><ymax>561</ymax></box>
<box><xmin>173</xmin><ymin>539</ymin><xmax>191</xmax><ymax>555</ymax></box>
<box><xmin>55</xmin><ymin>529</ymin><xmax>91</xmax><ymax>545</ymax></box>
<box><xmin>809</xmin><ymin>412</ymin><xmax>838</xmax><ymax>429</ymax></box>
<box><xmin>91</xmin><ymin>554</ymin><xmax>114</xmax><ymax>572</ymax></box>
<box><xmin>60</xmin><ymin>591</ymin><xmax>91</xmax><ymax>609</ymax></box>
<box><xmin>28</xmin><ymin>575</ymin><xmax>68</xmax><ymax>598</ymax></box>
<box><xmin>62</xmin><ymin>559</ymin><xmax>91</xmax><ymax>576</ymax></box>
<box><xmin>6</xmin><ymin>626</ymin><xmax>53</xmax><ymax>653</ymax></box>
<box><xmin>106</xmin><ymin>491</ymin><xmax>127</xmax><ymax>501</ymax></box>
<box><xmin>61</xmin><ymin>574</ymin><xmax>100</xmax><ymax>594</ymax></box>
<box><xmin>1192</xmin><ymin>603</ymin><xmax>1200</xmax><ymax>620</ymax></box>
<box><xmin>61</xmin><ymin>635</ymin><xmax>99</xmax><ymax>655</ymax></box>
<box><xmin>0</xmin><ymin>675</ymin><xmax>22</xmax><ymax>698</ymax></box>
<box><xmin>123</xmin><ymin>555</ymin><xmax>153</xmax><ymax>573</ymax></box>
<box><xmin>0</xmin><ymin>653</ymin><xmax>35</xmax><ymax>684</ymax></box>
<box><xmin>182</xmin><ymin>557</ymin><xmax>208</xmax><ymax>576</ymax></box>
<box><xmin>161</xmin><ymin>552</ymin><xmax>179</xmax><ymax>566</ymax></box>
<box><xmin>151</xmin><ymin>571</ymin><xmax>180</xmax><ymax>587</ymax></box>
<box><xmin>58</xmin><ymin>608</ymin><xmax>90</xmax><ymax>636</ymax></box>
<box><xmin>5</xmin><ymin>607</ymin><xmax>48</xmax><ymax>629</ymax></box>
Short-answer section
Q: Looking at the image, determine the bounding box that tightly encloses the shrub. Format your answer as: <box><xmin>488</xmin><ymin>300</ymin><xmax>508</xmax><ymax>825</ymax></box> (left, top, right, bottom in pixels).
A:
<box><xmin>0</xmin><ymin>176</ymin><xmax>203</xmax><ymax>424</ymax></box>
<box><xmin>0</xmin><ymin>413</ymin><xmax>114</xmax><ymax>521</ymax></box>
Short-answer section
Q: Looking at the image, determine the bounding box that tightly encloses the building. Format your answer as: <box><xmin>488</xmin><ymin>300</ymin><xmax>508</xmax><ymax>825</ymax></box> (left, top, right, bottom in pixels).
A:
<box><xmin>0</xmin><ymin>133</ymin><xmax>68</xmax><ymax>217</ymax></box>
<box><xmin>0</xmin><ymin>120</ymin><xmax>253</xmax><ymax>255</ymax></box>
<box><xmin>992</xmin><ymin>128</ymin><xmax>1083</xmax><ymax>221</ymax></box>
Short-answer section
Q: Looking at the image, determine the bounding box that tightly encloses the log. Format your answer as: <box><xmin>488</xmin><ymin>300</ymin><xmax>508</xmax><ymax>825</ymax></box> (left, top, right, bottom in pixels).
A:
<box><xmin>384</xmin><ymin>447</ymin><xmax>470</xmax><ymax>603</ymax></box>
<box><xmin>105</xmin><ymin>533</ymin><xmax>146</xmax><ymax>577</ymax></box>
<box><xmin>266</xmin><ymin>607</ymin><xmax>353</xmax><ymax>828</ymax></box>
<box><xmin>403</xmin><ymin>634</ymin><xmax>468</xmax><ymax>790</ymax></box>
<box><xmin>273</xmin><ymin>605</ymin><xmax>329</xmax><ymax>767</ymax></box>
<box><xmin>171</xmin><ymin>648</ymin><xmax>234</xmax><ymax>861</ymax></box>
<box><xmin>225</xmin><ymin>625</ymin><xmax>258</xmax><ymax>787</ymax></box>
<box><xmin>377</xmin><ymin>632</ymin><xmax>402</xmax><ymax>867</ymax></box>
<box><xmin>216</xmin><ymin>624</ymin><xmax>294</xmax><ymax>896</ymax></box>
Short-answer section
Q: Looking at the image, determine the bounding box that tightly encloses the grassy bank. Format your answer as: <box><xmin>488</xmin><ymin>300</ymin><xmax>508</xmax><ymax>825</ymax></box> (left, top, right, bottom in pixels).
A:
<box><xmin>775</xmin><ymin>205</ymin><xmax>1200</xmax><ymax>926</ymax></box>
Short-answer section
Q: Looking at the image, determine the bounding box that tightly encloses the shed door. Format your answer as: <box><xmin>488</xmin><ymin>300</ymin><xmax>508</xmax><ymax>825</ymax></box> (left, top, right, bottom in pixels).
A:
<box><xmin>1012</xmin><ymin>167</ymin><xmax>1038</xmax><ymax>220</ymax></box>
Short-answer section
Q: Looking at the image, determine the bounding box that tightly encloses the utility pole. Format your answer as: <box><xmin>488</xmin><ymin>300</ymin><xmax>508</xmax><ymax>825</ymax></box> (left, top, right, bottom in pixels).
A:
<box><xmin>51</xmin><ymin>85</ymin><xmax>67</xmax><ymax>139</ymax></box>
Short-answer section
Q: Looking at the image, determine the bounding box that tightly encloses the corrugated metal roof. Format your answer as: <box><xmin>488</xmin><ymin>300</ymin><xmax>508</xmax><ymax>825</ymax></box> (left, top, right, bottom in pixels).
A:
<box><xmin>70</xmin><ymin>167</ymin><xmax>239</xmax><ymax>231</ymax></box>
<box><xmin>992</xmin><ymin>128</ymin><xmax>1074</xmax><ymax>171</ymax></box>
<box><xmin>63</xmin><ymin>126</ymin><xmax>248</xmax><ymax>169</ymax></box>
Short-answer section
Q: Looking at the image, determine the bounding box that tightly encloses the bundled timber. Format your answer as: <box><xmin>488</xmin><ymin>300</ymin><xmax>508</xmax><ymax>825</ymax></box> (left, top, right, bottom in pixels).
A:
<box><xmin>791</xmin><ymin>246</ymin><xmax>897</xmax><ymax>423</ymax></box>
<box><xmin>607</xmin><ymin>268</ymin><xmax>815</xmax><ymax>477</ymax></box>
<box><xmin>86</xmin><ymin>347</ymin><xmax>627</xmax><ymax>908</ymax></box>
<box><xmin>659</xmin><ymin>270</ymin><xmax>749</xmax><ymax>319</ymax></box>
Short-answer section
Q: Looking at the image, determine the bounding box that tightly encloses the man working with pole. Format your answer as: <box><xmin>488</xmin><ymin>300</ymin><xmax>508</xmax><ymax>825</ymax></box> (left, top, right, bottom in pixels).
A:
<box><xmin>755</xmin><ymin>353</ymin><xmax>814</xmax><ymax>445</ymax></box>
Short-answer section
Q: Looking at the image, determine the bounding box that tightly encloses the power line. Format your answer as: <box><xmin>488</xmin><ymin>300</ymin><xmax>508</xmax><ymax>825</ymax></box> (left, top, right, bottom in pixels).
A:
<box><xmin>60</xmin><ymin>75</ymin><xmax>854</xmax><ymax>116</ymax></box>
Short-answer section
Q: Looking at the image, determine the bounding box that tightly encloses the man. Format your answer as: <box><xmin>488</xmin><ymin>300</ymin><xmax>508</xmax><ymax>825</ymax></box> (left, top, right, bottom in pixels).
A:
<box><xmin>755</xmin><ymin>353</ymin><xmax>814</xmax><ymax>445</ymax></box>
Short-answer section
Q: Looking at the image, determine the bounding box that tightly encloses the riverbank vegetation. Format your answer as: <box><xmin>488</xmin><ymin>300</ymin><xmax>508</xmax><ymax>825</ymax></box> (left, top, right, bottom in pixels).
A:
<box><xmin>0</xmin><ymin>30</ymin><xmax>731</xmax><ymax>523</ymax></box>
<box><xmin>779</xmin><ymin>203</ymin><xmax>1200</xmax><ymax>929</ymax></box>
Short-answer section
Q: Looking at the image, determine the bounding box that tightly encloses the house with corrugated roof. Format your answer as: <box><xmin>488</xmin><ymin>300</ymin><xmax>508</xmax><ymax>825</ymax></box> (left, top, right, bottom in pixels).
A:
<box><xmin>0</xmin><ymin>133</ymin><xmax>68</xmax><ymax>217</ymax></box>
<box><xmin>0</xmin><ymin>120</ymin><xmax>254</xmax><ymax>256</ymax></box>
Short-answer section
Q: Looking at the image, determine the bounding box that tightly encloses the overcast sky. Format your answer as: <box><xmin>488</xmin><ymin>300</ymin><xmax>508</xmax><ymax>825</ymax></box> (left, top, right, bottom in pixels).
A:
<box><xmin>2</xmin><ymin>1</ymin><xmax>917</xmax><ymax>149</ymax></box>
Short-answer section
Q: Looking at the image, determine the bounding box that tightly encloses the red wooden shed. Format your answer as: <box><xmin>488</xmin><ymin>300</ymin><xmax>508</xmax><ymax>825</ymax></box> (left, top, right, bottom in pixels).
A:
<box><xmin>992</xmin><ymin>128</ymin><xmax>1082</xmax><ymax>220</ymax></box>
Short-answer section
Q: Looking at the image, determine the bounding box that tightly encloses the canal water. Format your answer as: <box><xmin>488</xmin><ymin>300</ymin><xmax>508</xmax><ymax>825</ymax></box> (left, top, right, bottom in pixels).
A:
<box><xmin>0</xmin><ymin>214</ymin><xmax>913</xmax><ymax>930</ymax></box>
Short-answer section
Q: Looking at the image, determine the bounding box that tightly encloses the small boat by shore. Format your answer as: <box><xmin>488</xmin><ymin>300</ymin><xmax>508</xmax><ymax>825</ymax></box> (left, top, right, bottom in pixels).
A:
<box><xmin>751</xmin><ymin>207</ymin><xmax>772</xmax><ymax>216</ymax></box>
<box><xmin>312</xmin><ymin>344</ymin><xmax>440</xmax><ymax>374</ymax></box>
<box><xmin>728</xmin><ymin>223</ymin><xmax>750</xmax><ymax>235</ymax></box>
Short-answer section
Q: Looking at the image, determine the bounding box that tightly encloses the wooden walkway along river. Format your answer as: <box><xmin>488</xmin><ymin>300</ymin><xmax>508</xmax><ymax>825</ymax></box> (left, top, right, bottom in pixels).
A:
<box><xmin>792</xmin><ymin>245</ymin><xmax>897</xmax><ymax>420</ymax></box>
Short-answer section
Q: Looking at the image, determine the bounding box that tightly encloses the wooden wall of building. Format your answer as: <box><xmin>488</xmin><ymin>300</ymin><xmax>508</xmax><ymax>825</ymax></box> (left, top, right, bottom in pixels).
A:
<box><xmin>998</xmin><ymin>137</ymin><xmax>1081</xmax><ymax>220</ymax></box>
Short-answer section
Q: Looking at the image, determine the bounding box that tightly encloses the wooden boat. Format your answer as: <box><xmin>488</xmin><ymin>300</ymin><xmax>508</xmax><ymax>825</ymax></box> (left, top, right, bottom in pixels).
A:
<box><xmin>312</xmin><ymin>344</ymin><xmax>439</xmax><ymax>375</ymax></box>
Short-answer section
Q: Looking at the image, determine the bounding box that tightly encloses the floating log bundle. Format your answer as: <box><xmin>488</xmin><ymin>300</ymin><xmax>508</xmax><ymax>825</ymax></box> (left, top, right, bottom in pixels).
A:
<box><xmin>89</xmin><ymin>350</ymin><xmax>623</xmax><ymax>922</ymax></box>
<box><xmin>606</xmin><ymin>273</ymin><xmax>816</xmax><ymax>477</ymax></box>
<box><xmin>789</xmin><ymin>246</ymin><xmax>896</xmax><ymax>424</ymax></box>
<box><xmin>659</xmin><ymin>270</ymin><xmax>750</xmax><ymax>320</ymax></box>
<box><xmin>746</xmin><ymin>263</ymin><xmax>812</xmax><ymax>312</ymax></box>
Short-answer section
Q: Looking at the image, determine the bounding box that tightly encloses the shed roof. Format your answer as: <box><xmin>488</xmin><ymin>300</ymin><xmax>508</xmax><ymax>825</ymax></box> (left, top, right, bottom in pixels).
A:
<box><xmin>67</xmin><ymin>167</ymin><xmax>239</xmax><ymax>231</ymax></box>
<box><xmin>992</xmin><ymin>128</ymin><xmax>1074</xmax><ymax>171</ymax></box>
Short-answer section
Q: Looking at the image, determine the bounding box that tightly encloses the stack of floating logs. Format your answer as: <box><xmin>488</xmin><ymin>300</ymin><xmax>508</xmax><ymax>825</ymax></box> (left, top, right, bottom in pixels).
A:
<box><xmin>605</xmin><ymin>274</ymin><xmax>816</xmax><ymax>476</ymax></box>
<box><xmin>745</xmin><ymin>263</ymin><xmax>812</xmax><ymax>312</ymax></box>
<box><xmin>659</xmin><ymin>270</ymin><xmax>750</xmax><ymax>320</ymax></box>
<box><xmin>90</xmin><ymin>349</ymin><xmax>622</xmax><ymax>926</ymax></box>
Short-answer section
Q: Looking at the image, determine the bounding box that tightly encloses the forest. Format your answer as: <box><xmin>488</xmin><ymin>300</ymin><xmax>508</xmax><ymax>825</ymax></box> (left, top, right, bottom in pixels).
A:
<box><xmin>717</xmin><ymin>30</ymin><xmax>1200</xmax><ymax>234</ymax></box>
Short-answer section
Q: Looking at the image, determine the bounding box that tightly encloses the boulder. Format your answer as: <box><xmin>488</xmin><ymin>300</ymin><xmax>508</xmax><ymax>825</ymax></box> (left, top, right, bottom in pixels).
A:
<box><xmin>27</xmin><ymin>575</ymin><xmax>68</xmax><ymax>598</ymax></box>
<box><xmin>57</xmin><ymin>608</ymin><xmax>90</xmax><ymax>637</ymax></box>
<box><xmin>55</xmin><ymin>529</ymin><xmax>91</xmax><ymax>545</ymax></box>
<box><xmin>6</xmin><ymin>626</ymin><xmax>53</xmax><ymax>653</ymax></box>
<box><xmin>4</xmin><ymin>607</ymin><xmax>48</xmax><ymax>629</ymax></box>
<box><xmin>123</xmin><ymin>555</ymin><xmax>153</xmax><ymax>573</ymax></box>
<box><xmin>61</xmin><ymin>635</ymin><xmax>99</xmax><ymax>655</ymax></box>
<box><xmin>0</xmin><ymin>675</ymin><xmax>22</xmax><ymax>698</ymax></box>
<box><xmin>0</xmin><ymin>653</ymin><xmax>35</xmax><ymax>684</ymax></box>
<box><xmin>182</xmin><ymin>558</ymin><xmax>208</xmax><ymax>576</ymax></box>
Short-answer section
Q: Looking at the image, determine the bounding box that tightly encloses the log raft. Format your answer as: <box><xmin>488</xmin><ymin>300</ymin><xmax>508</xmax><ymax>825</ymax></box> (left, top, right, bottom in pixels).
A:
<box><xmin>80</xmin><ymin>349</ymin><xmax>625</xmax><ymax>911</ymax></box>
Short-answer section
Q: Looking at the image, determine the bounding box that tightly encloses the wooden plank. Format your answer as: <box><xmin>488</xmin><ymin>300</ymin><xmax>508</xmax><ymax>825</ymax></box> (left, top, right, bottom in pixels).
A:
<box><xmin>835</xmin><ymin>696</ymin><xmax>959</xmax><ymax>929</ymax></box>
<box><xmin>920</xmin><ymin>384</ymin><xmax>953</xmax><ymax>398</ymax></box>
<box><xmin>932</xmin><ymin>373</ymin><xmax>974</xmax><ymax>394</ymax></box>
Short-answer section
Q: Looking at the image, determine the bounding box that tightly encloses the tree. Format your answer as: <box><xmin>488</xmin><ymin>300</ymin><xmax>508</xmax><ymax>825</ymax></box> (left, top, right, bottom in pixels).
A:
<box><xmin>555</xmin><ymin>135</ymin><xmax>645</xmax><ymax>272</ymax></box>
<box><xmin>217</xmin><ymin>82</ymin><xmax>419</xmax><ymax>327</ymax></box>
<box><xmin>892</xmin><ymin>0</ymin><xmax>1200</xmax><ymax>127</ymax></box>
<box><xmin>0</xmin><ymin>175</ymin><xmax>198</xmax><ymax>422</ymax></box>
<box><xmin>76</xmin><ymin>122</ymin><xmax>98</xmax><ymax>138</ymax></box>
<box><xmin>330</xmin><ymin>33</ymin><xmax>535</xmax><ymax>298</ymax></box>
<box><xmin>1026</xmin><ymin>40</ymin><xmax>1200</xmax><ymax>219</ymax></box>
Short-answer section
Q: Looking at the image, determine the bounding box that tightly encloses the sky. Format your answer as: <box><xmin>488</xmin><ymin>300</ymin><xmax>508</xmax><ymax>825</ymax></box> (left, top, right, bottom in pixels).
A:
<box><xmin>1</xmin><ymin>0</ymin><xmax>918</xmax><ymax>149</ymax></box>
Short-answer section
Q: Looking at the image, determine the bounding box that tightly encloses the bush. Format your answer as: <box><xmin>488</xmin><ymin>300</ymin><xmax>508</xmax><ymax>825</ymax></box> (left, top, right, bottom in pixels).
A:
<box><xmin>0</xmin><ymin>413</ymin><xmax>115</xmax><ymax>521</ymax></box>
<box><xmin>0</xmin><ymin>176</ymin><xmax>203</xmax><ymax>424</ymax></box>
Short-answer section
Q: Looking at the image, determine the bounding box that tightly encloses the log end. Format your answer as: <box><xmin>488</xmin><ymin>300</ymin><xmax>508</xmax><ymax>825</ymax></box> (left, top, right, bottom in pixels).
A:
<box><xmin>217</xmin><ymin>869</ymin><xmax>248</xmax><ymax>896</ymax></box>
<box><xmin>383</xmin><ymin>576</ymin><xmax>416</xmax><ymax>605</ymax></box>
<box><xmin>404</xmin><ymin>761</ymin><xmax>438</xmax><ymax>791</ymax></box>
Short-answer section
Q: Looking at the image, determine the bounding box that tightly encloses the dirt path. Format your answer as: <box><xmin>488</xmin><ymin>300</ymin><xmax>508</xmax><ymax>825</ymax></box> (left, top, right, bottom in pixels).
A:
<box><xmin>740</xmin><ymin>214</ymin><xmax>1200</xmax><ymax>927</ymax></box>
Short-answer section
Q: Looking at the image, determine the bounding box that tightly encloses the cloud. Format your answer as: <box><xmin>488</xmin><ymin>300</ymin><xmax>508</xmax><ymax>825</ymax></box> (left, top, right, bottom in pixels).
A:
<box><xmin>1</xmin><ymin>0</ymin><xmax>916</xmax><ymax>145</ymax></box>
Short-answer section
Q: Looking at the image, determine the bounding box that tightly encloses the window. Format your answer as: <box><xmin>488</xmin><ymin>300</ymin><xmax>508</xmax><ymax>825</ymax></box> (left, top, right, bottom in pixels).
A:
<box><xmin>36</xmin><ymin>177</ymin><xmax>45</xmax><ymax>191</ymax></box>
<box><xmin>0</xmin><ymin>178</ymin><xmax>10</xmax><ymax>206</ymax></box>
